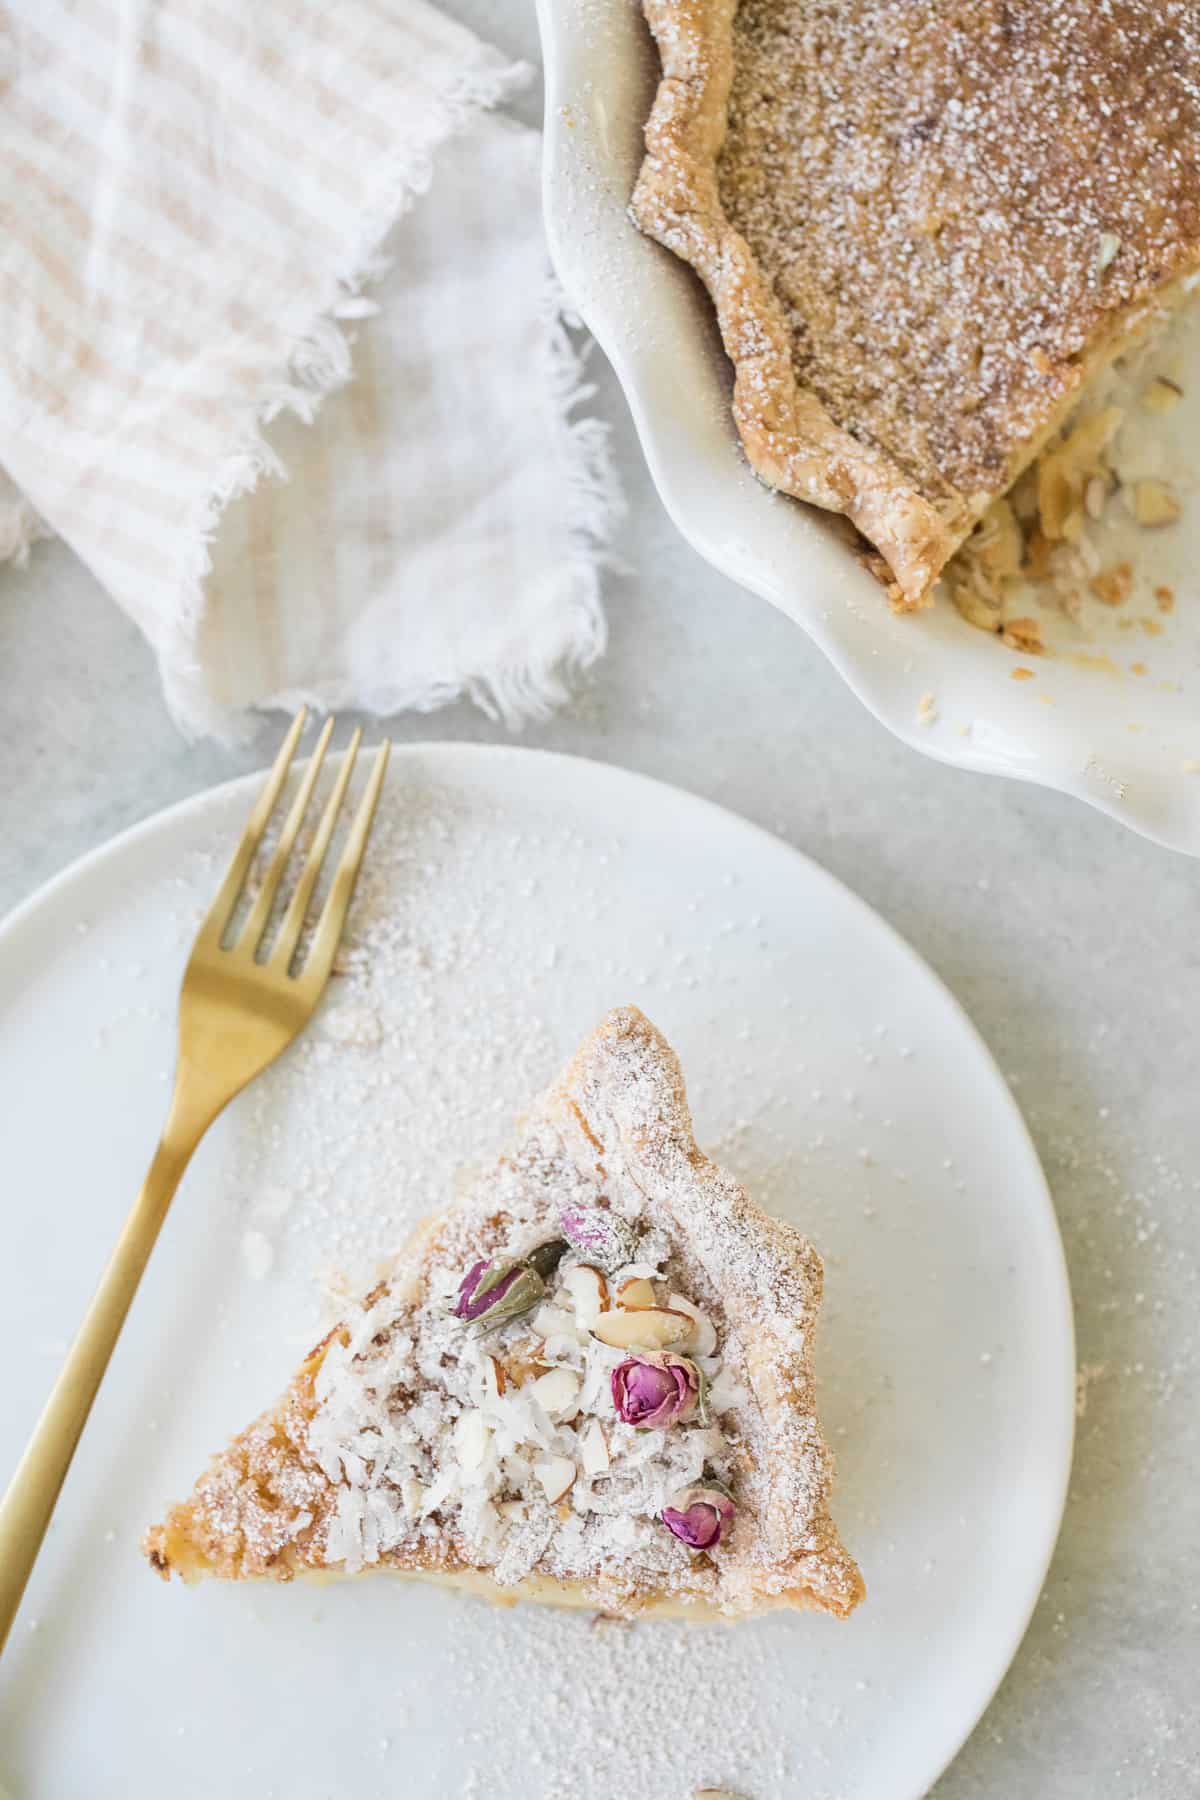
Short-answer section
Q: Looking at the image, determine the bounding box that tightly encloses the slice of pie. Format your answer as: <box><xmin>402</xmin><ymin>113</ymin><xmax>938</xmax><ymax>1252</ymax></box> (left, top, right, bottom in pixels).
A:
<box><xmin>632</xmin><ymin>0</ymin><xmax>1200</xmax><ymax>608</ymax></box>
<box><xmin>145</xmin><ymin>1006</ymin><xmax>863</xmax><ymax>1621</ymax></box>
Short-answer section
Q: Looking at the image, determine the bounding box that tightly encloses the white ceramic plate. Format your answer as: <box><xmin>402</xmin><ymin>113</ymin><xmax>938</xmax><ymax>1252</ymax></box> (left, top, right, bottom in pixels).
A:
<box><xmin>539</xmin><ymin>0</ymin><xmax>1200</xmax><ymax>856</ymax></box>
<box><xmin>0</xmin><ymin>744</ymin><xmax>1072</xmax><ymax>1800</ymax></box>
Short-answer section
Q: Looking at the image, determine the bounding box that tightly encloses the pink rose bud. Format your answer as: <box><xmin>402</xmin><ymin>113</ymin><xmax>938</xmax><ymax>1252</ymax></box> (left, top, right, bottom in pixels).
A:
<box><xmin>661</xmin><ymin>1485</ymin><xmax>735</xmax><ymax>1550</ymax></box>
<box><xmin>610</xmin><ymin>1353</ymin><xmax>699</xmax><ymax>1429</ymax></box>
<box><xmin>559</xmin><ymin>1203</ymin><xmax>639</xmax><ymax>1273</ymax></box>
<box><xmin>453</xmin><ymin>1256</ymin><xmax>544</xmax><ymax>1328</ymax></box>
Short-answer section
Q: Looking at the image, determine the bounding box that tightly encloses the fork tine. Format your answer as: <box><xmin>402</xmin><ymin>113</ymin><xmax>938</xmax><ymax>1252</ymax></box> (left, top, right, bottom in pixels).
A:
<box><xmin>200</xmin><ymin>708</ymin><xmax>307</xmax><ymax>943</ymax></box>
<box><xmin>269</xmin><ymin>728</ymin><xmax>363</xmax><ymax>971</ymax></box>
<box><xmin>236</xmin><ymin>715</ymin><xmax>335</xmax><ymax>957</ymax></box>
<box><xmin>299</xmin><ymin>739</ymin><xmax>391</xmax><ymax>986</ymax></box>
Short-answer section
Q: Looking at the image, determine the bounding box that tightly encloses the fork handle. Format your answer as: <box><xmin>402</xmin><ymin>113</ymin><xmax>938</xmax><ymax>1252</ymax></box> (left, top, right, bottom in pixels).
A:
<box><xmin>0</xmin><ymin>1122</ymin><xmax>199</xmax><ymax>1656</ymax></box>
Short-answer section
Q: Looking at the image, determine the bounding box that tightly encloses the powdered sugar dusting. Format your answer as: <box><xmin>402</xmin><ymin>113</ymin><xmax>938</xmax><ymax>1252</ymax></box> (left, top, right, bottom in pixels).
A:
<box><xmin>720</xmin><ymin>0</ymin><xmax>1200</xmax><ymax>502</ymax></box>
<box><xmin>448</xmin><ymin>1604</ymin><xmax>801</xmax><ymax>1798</ymax></box>
<box><xmin>153</xmin><ymin>1007</ymin><xmax>860</xmax><ymax>1620</ymax></box>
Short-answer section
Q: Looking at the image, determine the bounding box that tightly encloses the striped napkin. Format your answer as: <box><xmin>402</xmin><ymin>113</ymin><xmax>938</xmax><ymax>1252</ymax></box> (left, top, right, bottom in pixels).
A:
<box><xmin>0</xmin><ymin>0</ymin><xmax>620</xmax><ymax>735</ymax></box>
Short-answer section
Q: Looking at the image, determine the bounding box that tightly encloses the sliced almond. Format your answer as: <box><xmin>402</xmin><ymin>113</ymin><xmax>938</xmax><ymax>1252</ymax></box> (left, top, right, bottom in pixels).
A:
<box><xmin>533</xmin><ymin>1456</ymin><xmax>576</xmax><ymax>1504</ymax></box>
<box><xmin>483</xmin><ymin>1354</ymin><xmax>507</xmax><ymax>1400</ymax></box>
<box><xmin>611</xmin><ymin>1261</ymin><xmax>663</xmax><ymax>1287</ymax></box>
<box><xmin>590</xmin><ymin>1306</ymin><xmax>695</xmax><ymax>1352</ymax></box>
<box><xmin>1084</xmin><ymin>475</ymin><xmax>1108</xmax><ymax>521</ymax></box>
<box><xmin>400</xmin><ymin>1477</ymin><xmax>424</xmax><ymax>1520</ymax></box>
<box><xmin>559</xmin><ymin>1263</ymin><xmax>610</xmax><ymax>1327</ymax></box>
<box><xmin>1038</xmin><ymin>407</ymin><xmax>1123</xmax><ymax>539</ymax></box>
<box><xmin>1024</xmin><ymin>525</ymin><xmax>1054</xmax><ymax>579</ymax></box>
<box><xmin>504</xmin><ymin>1342</ymin><xmax>551</xmax><ymax>1388</ymax></box>
<box><xmin>454</xmin><ymin>1409</ymin><xmax>490</xmax><ymax>1472</ymax></box>
<box><xmin>1095</xmin><ymin>230</ymin><xmax>1121</xmax><ymax>272</ymax></box>
<box><xmin>951</xmin><ymin>580</ymin><xmax>1003</xmax><ymax>633</ymax></box>
<box><xmin>1037</xmin><ymin>459</ymin><xmax>1076</xmax><ymax>540</ymax></box>
<box><xmin>616</xmin><ymin>1276</ymin><xmax>657</xmax><ymax>1310</ymax></box>
<box><xmin>419</xmin><ymin>1466</ymin><xmax>459</xmax><ymax>1518</ymax></box>
<box><xmin>668</xmin><ymin>1293</ymin><xmax>718</xmax><ymax>1357</ymax></box>
<box><xmin>973</xmin><ymin>496</ymin><xmax>1023</xmax><ymax>580</ymax></box>
<box><xmin>1089</xmin><ymin>562</ymin><xmax>1133</xmax><ymax>607</ymax></box>
<box><xmin>579</xmin><ymin>1417</ymin><xmax>610</xmax><ymax>1477</ymax></box>
<box><xmin>1078</xmin><ymin>407</ymin><xmax>1125</xmax><ymax>461</ymax></box>
<box><xmin>530</xmin><ymin>1366</ymin><xmax>582</xmax><ymax>1419</ymax></box>
<box><xmin>1133</xmin><ymin>480</ymin><xmax>1181</xmax><ymax>527</ymax></box>
<box><xmin>1000</xmin><ymin>616</ymin><xmax>1044</xmax><ymax>655</ymax></box>
<box><xmin>1141</xmin><ymin>376</ymin><xmax>1183</xmax><ymax>415</ymax></box>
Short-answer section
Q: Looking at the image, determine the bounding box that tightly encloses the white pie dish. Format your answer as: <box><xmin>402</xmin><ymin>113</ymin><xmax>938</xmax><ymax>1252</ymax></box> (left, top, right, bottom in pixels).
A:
<box><xmin>538</xmin><ymin>0</ymin><xmax>1200</xmax><ymax>857</ymax></box>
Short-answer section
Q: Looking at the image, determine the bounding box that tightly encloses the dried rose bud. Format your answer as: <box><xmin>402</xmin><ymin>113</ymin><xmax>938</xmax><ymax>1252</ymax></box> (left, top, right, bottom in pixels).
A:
<box><xmin>611</xmin><ymin>1353</ymin><xmax>699</xmax><ymax>1429</ymax></box>
<box><xmin>526</xmin><ymin>1238</ymin><xmax>568</xmax><ymax>1280</ymax></box>
<box><xmin>453</xmin><ymin>1256</ymin><xmax>545</xmax><ymax>1328</ymax></box>
<box><xmin>559</xmin><ymin>1203</ymin><xmax>639</xmax><ymax>1273</ymax></box>
<box><xmin>661</xmin><ymin>1485</ymin><xmax>735</xmax><ymax>1550</ymax></box>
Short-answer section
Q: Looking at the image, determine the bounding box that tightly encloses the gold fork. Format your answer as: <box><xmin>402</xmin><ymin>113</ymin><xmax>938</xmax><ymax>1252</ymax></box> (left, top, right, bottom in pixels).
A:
<box><xmin>0</xmin><ymin>710</ymin><xmax>390</xmax><ymax>1654</ymax></box>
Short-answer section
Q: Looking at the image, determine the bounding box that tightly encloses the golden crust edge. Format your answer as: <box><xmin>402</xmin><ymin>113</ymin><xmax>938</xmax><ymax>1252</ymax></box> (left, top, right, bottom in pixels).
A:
<box><xmin>629</xmin><ymin>0</ymin><xmax>960</xmax><ymax>606</ymax></box>
<box><xmin>144</xmin><ymin>1550</ymin><xmax>859</xmax><ymax>1620</ymax></box>
<box><xmin>534</xmin><ymin>1005</ymin><xmax>864</xmax><ymax>1615</ymax></box>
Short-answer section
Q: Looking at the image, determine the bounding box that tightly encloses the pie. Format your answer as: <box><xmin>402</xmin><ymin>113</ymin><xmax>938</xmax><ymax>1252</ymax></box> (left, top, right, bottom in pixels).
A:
<box><xmin>631</xmin><ymin>0</ymin><xmax>1200</xmax><ymax>608</ymax></box>
<box><xmin>145</xmin><ymin>1006</ymin><xmax>863</xmax><ymax>1621</ymax></box>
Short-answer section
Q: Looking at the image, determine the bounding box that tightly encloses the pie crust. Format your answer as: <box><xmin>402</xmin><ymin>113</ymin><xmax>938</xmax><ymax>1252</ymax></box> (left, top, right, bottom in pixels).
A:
<box><xmin>631</xmin><ymin>0</ymin><xmax>1200</xmax><ymax>607</ymax></box>
<box><xmin>145</xmin><ymin>1007</ymin><xmax>863</xmax><ymax>1621</ymax></box>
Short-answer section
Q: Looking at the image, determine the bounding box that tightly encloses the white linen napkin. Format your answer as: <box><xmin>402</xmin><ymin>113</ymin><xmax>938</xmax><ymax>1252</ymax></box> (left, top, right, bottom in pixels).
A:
<box><xmin>0</xmin><ymin>0</ymin><xmax>621</xmax><ymax>735</ymax></box>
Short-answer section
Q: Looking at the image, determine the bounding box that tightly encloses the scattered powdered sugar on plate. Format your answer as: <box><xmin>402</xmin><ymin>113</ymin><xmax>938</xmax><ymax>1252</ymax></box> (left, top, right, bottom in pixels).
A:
<box><xmin>218</xmin><ymin>783</ymin><xmax>853</xmax><ymax>1332</ymax></box>
<box><xmin>449</xmin><ymin>1606</ymin><xmax>801</xmax><ymax>1800</ymax></box>
<box><xmin>224</xmin><ymin>784</ymin><xmax>572</xmax><ymax>1314</ymax></box>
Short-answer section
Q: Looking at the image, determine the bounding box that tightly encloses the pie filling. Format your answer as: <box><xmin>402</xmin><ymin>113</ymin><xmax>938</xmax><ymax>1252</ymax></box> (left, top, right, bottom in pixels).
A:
<box><xmin>633</xmin><ymin>0</ymin><xmax>1200</xmax><ymax>607</ymax></box>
